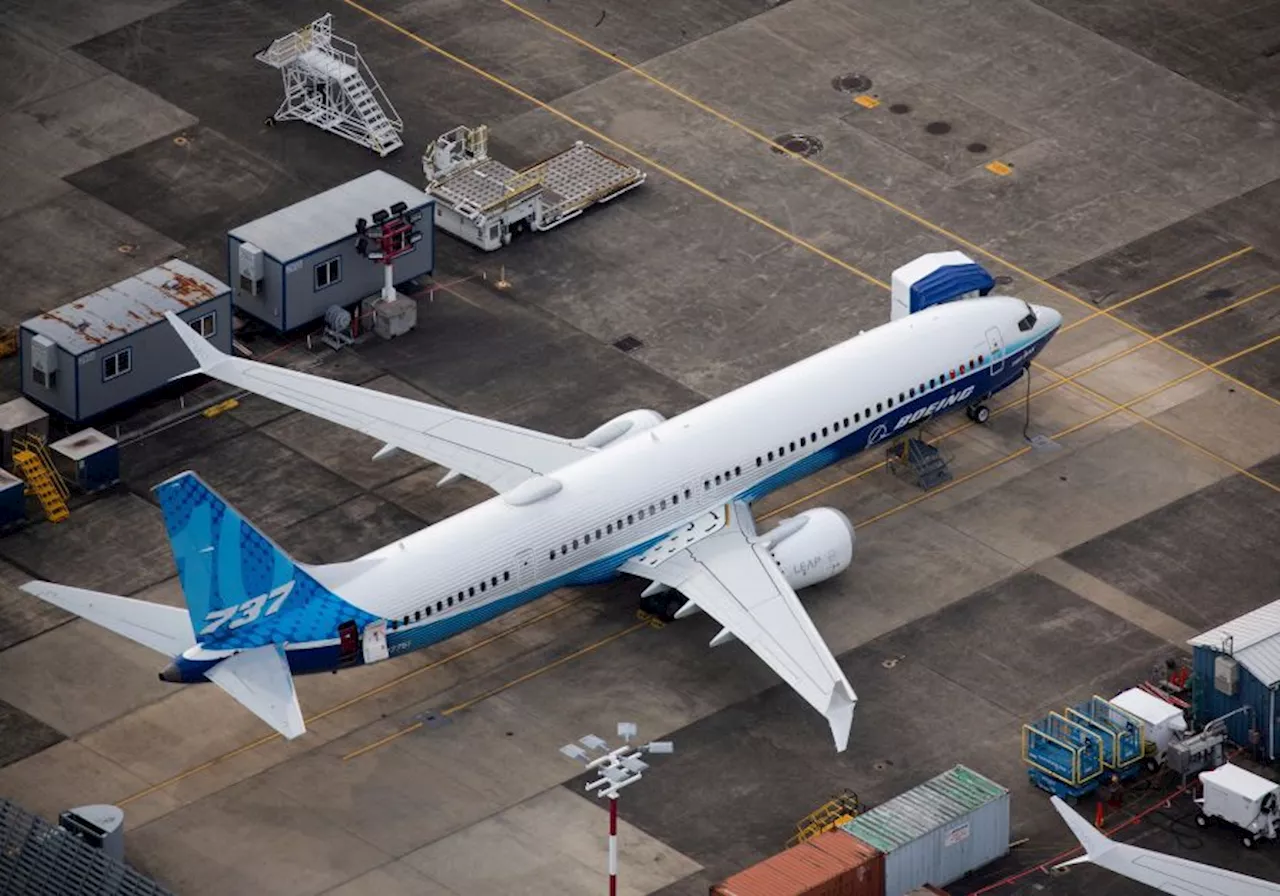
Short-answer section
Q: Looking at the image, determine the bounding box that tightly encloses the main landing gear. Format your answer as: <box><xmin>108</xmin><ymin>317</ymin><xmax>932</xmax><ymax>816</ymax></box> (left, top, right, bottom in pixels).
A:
<box><xmin>966</xmin><ymin>403</ymin><xmax>991</xmax><ymax>425</ymax></box>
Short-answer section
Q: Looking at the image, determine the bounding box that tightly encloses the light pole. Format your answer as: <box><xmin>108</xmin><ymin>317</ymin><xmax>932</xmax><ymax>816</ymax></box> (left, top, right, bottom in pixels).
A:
<box><xmin>355</xmin><ymin>201</ymin><xmax>424</xmax><ymax>302</ymax></box>
<box><xmin>560</xmin><ymin>722</ymin><xmax>674</xmax><ymax>896</ymax></box>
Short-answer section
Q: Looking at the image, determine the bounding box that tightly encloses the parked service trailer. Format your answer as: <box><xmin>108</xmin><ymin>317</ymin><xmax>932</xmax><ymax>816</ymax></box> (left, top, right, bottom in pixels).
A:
<box><xmin>711</xmin><ymin>830</ymin><xmax>883</xmax><ymax>896</ymax></box>
<box><xmin>424</xmin><ymin>124</ymin><xmax>644</xmax><ymax>251</ymax></box>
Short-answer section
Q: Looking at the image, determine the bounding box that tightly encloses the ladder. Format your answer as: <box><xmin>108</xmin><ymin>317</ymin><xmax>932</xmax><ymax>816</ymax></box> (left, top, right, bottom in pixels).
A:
<box><xmin>256</xmin><ymin>13</ymin><xmax>404</xmax><ymax>157</ymax></box>
<box><xmin>13</xmin><ymin>436</ymin><xmax>70</xmax><ymax>523</ymax></box>
<box><xmin>785</xmin><ymin>789</ymin><xmax>862</xmax><ymax>848</ymax></box>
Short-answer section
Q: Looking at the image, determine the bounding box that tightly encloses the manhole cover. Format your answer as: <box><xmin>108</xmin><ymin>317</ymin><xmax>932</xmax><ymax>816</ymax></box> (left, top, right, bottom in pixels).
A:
<box><xmin>1204</xmin><ymin>287</ymin><xmax>1233</xmax><ymax>300</ymax></box>
<box><xmin>925</xmin><ymin>121</ymin><xmax>952</xmax><ymax>135</ymax></box>
<box><xmin>613</xmin><ymin>334</ymin><xmax>644</xmax><ymax>353</ymax></box>
<box><xmin>771</xmin><ymin>133</ymin><xmax>823</xmax><ymax>157</ymax></box>
<box><xmin>881</xmin><ymin>657</ymin><xmax>899</xmax><ymax>669</ymax></box>
<box><xmin>888</xmin><ymin>103</ymin><xmax>911</xmax><ymax>114</ymax></box>
<box><xmin>872</xmin><ymin>759</ymin><xmax>895</xmax><ymax>771</ymax></box>
<box><xmin>831</xmin><ymin>73</ymin><xmax>872</xmax><ymax>93</ymax></box>
<box><xmin>966</xmin><ymin>141</ymin><xmax>988</xmax><ymax>153</ymax></box>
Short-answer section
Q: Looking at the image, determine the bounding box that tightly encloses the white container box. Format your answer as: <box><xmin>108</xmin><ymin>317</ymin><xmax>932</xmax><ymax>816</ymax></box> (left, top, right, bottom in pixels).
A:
<box><xmin>1198</xmin><ymin>762</ymin><xmax>1280</xmax><ymax>847</ymax></box>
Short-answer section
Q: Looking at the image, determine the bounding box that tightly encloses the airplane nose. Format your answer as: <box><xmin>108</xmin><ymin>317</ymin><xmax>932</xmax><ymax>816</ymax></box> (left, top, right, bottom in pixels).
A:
<box><xmin>159</xmin><ymin>661</ymin><xmax>183</xmax><ymax>683</ymax></box>
<box><xmin>1035</xmin><ymin>304</ymin><xmax>1063</xmax><ymax>333</ymax></box>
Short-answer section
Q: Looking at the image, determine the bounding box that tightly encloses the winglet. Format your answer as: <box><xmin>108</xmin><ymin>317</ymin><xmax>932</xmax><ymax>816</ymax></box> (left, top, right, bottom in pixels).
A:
<box><xmin>1050</xmin><ymin>795</ymin><xmax>1112</xmax><ymax>865</ymax></box>
<box><xmin>165</xmin><ymin>310</ymin><xmax>227</xmax><ymax>378</ymax></box>
<box><xmin>827</xmin><ymin>682</ymin><xmax>856</xmax><ymax>752</ymax></box>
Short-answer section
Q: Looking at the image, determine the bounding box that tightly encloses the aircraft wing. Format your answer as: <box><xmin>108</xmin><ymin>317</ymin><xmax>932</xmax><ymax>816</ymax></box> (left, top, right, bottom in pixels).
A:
<box><xmin>165</xmin><ymin>312</ymin><xmax>591</xmax><ymax>493</ymax></box>
<box><xmin>1051</xmin><ymin>796</ymin><xmax>1280</xmax><ymax>895</ymax></box>
<box><xmin>621</xmin><ymin>501</ymin><xmax>856</xmax><ymax>751</ymax></box>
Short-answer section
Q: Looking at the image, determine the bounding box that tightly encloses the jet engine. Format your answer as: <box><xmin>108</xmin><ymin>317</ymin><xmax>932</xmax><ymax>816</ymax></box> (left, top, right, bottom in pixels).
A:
<box><xmin>761</xmin><ymin>507</ymin><xmax>856</xmax><ymax>590</ymax></box>
<box><xmin>579</xmin><ymin>409</ymin><xmax>667</xmax><ymax>449</ymax></box>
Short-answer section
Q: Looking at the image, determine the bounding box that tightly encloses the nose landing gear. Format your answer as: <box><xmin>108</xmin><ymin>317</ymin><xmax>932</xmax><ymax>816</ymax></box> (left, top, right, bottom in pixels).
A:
<box><xmin>966</xmin><ymin>404</ymin><xmax>991</xmax><ymax>425</ymax></box>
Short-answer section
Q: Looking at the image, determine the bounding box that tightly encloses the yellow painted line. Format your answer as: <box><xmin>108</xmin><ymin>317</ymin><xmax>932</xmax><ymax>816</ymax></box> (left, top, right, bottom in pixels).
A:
<box><xmin>853</xmin><ymin>94</ymin><xmax>880</xmax><ymax>109</ymax></box>
<box><xmin>485</xmin><ymin>0</ymin><xmax>1280</xmax><ymax>408</ymax></box>
<box><xmin>339</xmin><ymin>0</ymin><xmax>887</xmax><ymax>292</ymax></box>
<box><xmin>985</xmin><ymin>161</ymin><xmax>1013</xmax><ymax>176</ymax></box>
<box><xmin>343</xmin><ymin>621</ymin><xmax>648</xmax><ymax>761</ymax></box>
<box><xmin>1061</xmin><ymin>246</ymin><xmax>1255</xmax><ymax>333</ymax></box>
<box><xmin>118</xmin><ymin>597</ymin><xmax>580</xmax><ymax>806</ymax></box>
<box><xmin>760</xmin><ymin>282</ymin><xmax>1280</xmax><ymax>521</ymax></box>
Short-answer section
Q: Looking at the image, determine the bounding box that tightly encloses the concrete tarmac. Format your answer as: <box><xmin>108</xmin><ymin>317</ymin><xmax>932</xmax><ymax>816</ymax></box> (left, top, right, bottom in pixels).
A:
<box><xmin>0</xmin><ymin>0</ymin><xmax>1277</xmax><ymax>893</ymax></box>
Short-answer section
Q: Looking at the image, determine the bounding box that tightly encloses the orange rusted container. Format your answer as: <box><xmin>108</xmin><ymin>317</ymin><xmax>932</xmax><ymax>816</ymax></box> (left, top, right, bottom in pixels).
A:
<box><xmin>711</xmin><ymin>831</ymin><xmax>885</xmax><ymax>896</ymax></box>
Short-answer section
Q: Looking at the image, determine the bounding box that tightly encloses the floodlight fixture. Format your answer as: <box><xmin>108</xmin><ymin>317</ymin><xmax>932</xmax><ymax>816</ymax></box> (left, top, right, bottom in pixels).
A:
<box><xmin>355</xmin><ymin>217</ymin><xmax>368</xmax><ymax>236</ymax></box>
<box><xmin>389</xmin><ymin>200</ymin><xmax>408</xmax><ymax>215</ymax></box>
<box><xmin>619</xmin><ymin>756</ymin><xmax>649</xmax><ymax>774</ymax></box>
<box><xmin>371</xmin><ymin>208</ymin><xmax>390</xmax><ymax>225</ymax></box>
<box><xmin>560</xmin><ymin>744</ymin><xmax>589</xmax><ymax>763</ymax></box>
<box><xmin>580</xmin><ymin>734</ymin><xmax>608</xmax><ymax>752</ymax></box>
<box><xmin>646</xmin><ymin>741</ymin><xmax>675</xmax><ymax>754</ymax></box>
<box><xmin>617</xmin><ymin>721</ymin><xmax>638</xmax><ymax>742</ymax></box>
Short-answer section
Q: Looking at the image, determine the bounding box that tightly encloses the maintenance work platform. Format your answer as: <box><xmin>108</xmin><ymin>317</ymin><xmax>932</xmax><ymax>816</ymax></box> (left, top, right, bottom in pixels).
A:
<box><xmin>424</xmin><ymin>125</ymin><xmax>646</xmax><ymax>251</ymax></box>
<box><xmin>0</xmin><ymin>0</ymin><xmax>1277</xmax><ymax>894</ymax></box>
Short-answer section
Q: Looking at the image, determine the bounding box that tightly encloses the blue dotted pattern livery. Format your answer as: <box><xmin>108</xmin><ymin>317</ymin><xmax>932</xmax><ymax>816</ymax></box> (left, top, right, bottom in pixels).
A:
<box><xmin>155</xmin><ymin>472</ymin><xmax>377</xmax><ymax>649</ymax></box>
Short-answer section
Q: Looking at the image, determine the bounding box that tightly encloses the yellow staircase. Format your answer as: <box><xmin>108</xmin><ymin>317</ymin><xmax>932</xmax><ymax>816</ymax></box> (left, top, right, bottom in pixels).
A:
<box><xmin>786</xmin><ymin>789</ymin><xmax>862</xmax><ymax>849</ymax></box>
<box><xmin>13</xmin><ymin>436</ymin><xmax>70</xmax><ymax>523</ymax></box>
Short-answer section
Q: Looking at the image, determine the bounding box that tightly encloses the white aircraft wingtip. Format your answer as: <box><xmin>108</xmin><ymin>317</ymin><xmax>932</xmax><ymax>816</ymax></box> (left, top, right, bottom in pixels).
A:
<box><xmin>164</xmin><ymin>310</ymin><xmax>225</xmax><ymax>373</ymax></box>
<box><xmin>827</xmin><ymin>682</ymin><xmax>856</xmax><ymax>752</ymax></box>
<box><xmin>205</xmin><ymin>643</ymin><xmax>307</xmax><ymax>740</ymax></box>
<box><xmin>1050</xmin><ymin>795</ymin><xmax>1111</xmax><ymax>862</ymax></box>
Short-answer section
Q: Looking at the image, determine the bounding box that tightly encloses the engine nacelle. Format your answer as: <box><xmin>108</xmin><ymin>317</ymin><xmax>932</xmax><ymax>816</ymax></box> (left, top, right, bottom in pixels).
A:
<box><xmin>763</xmin><ymin>507</ymin><xmax>856</xmax><ymax>590</ymax></box>
<box><xmin>579</xmin><ymin>409</ymin><xmax>666</xmax><ymax>450</ymax></box>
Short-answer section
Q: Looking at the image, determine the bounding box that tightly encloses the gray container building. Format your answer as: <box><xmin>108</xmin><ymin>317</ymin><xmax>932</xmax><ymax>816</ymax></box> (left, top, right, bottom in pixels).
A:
<box><xmin>228</xmin><ymin>170</ymin><xmax>434</xmax><ymax>333</ymax></box>
<box><xmin>19</xmin><ymin>260</ymin><xmax>232</xmax><ymax>423</ymax></box>
<box><xmin>840</xmin><ymin>765</ymin><xmax>1010</xmax><ymax>896</ymax></box>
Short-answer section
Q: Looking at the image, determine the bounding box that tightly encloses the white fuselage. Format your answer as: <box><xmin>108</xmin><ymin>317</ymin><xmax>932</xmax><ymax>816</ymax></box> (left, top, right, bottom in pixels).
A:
<box><xmin>297</xmin><ymin>296</ymin><xmax>1062</xmax><ymax>661</ymax></box>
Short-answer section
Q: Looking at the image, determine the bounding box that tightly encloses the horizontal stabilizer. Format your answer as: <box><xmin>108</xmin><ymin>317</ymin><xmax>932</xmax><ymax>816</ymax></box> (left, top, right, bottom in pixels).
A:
<box><xmin>19</xmin><ymin>582</ymin><xmax>194</xmax><ymax>656</ymax></box>
<box><xmin>205</xmin><ymin>643</ymin><xmax>306</xmax><ymax>739</ymax></box>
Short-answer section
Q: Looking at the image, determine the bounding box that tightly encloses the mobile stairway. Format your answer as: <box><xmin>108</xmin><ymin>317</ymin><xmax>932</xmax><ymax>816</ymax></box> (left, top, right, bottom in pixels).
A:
<box><xmin>12</xmin><ymin>435</ymin><xmax>69</xmax><ymax>523</ymax></box>
<box><xmin>256</xmin><ymin>13</ymin><xmax>404</xmax><ymax>157</ymax></box>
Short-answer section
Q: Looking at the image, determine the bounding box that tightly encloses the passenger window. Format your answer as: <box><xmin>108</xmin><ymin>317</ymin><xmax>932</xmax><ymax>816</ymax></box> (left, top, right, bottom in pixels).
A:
<box><xmin>649</xmin><ymin>504</ymin><xmax>656</xmax><ymax>514</ymax></box>
<box><xmin>876</xmin><ymin>402</ymin><xmax>882</xmax><ymax>412</ymax></box>
<box><xmin>491</xmin><ymin>576</ymin><xmax>498</xmax><ymax>586</ymax></box>
<box><xmin>909</xmin><ymin>387</ymin><xmax>915</xmax><ymax>397</ymax></box>
<box><xmin>660</xmin><ymin>499</ymin><xmax>666</xmax><ymax>510</ymax></box>
<box><xmin>638</xmin><ymin>509</ymin><xmax>645</xmax><ymax>520</ymax></box>
<box><xmin>606</xmin><ymin>523</ymin><xmax>613</xmax><ymax>534</ymax></box>
<box><xmin>854</xmin><ymin>412</ymin><xmax>860</xmax><ymax>423</ymax></box>
<box><xmin>768</xmin><ymin>451</ymin><xmax>774</xmax><ymax>461</ymax></box>
<box><xmin>572</xmin><ymin>539</ymin><xmax>579</xmax><ymax>549</ymax></box>
<box><xmin>584</xmin><ymin>533</ymin><xmax>591</xmax><ymax>545</ymax></box>
<box><xmin>978</xmin><ymin>354</ymin><xmax>984</xmax><ymax>364</ymax></box>
<box><xmin>887</xmin><ymin>398</ymin><xmax>893</xmax><ymax>409</ymax></box>
<box><xmin>627</xmin><ymin>514</ymin><xmax>634</xmax><ymax>524</ymax></box>
<box><xmin>468</xmin><ymin>586</ymin><xmax>475</xmax><ymax>597</ymax></box>
<box><xmin>734</xmin><ymin>466</ymin><xmax>741</xmax><ymax>476</ymax></box>
<box><xmin>715</xmin><ymin>474</ymin><xmax>722</xmax><ymax>485</ymax></box>
<box><xmin>756</xmin><ymin>457</ymin><xmax>763</xmax><ymax>467</ymax></box>
<box><xmin>672</xmin><ymin>494</ymin><xmax>679</xmax><ymax>505</ymax></box>
<box><xmin>560</xmin><ymin>546</ymin><xmax>567</xmax><ymax>556</ymax></box>
<box><xmin>596</xmin><ymin>528</ymin><xmax>602</xmax><ymax>539</ymax></box>
<box><xmin>480</xmin><ymin>581</ymin><xmax>486</xmax><ymax>592</ymax></box>
<box><xmin>458</xmin><ymin>591</ymin><xmax>464</xmax><ymax>601</ymax></box>
<box><xmin>549</xmin><ymin>550</ymin><xmax>555</xmax><ymax>561</ymax></box>
<box><xmin>415</xmin><ymin>610</ymin><xmax>422</xmax><ymax>621</ymax></box>
<box><xmin>843</xmin><ymin>417</ymin><xmax>850</xmax><ymax>428</ymax></box>
<box><xmin>790</xmin><ymin>441</ymin><xmax>796</xmax><ymax>451</ymax></box>
<box><xmin>438</xmin><ymin>600</ymin><xmax>444</xmax><ymax>611</ymax></box>
<box><xmin>899</xmin><ymin>392</ymin><xmax>905</xmax><ymax>402</ymax></box>
<box><xmin>684</xmin><ymin>488</ymin><xmax>691</xmax><ymax>499</ymax></box>
<box><xmin>810</xmin><ymin>432</ymin><xmax>817</xmax><ymax>442</ymax></box>
<box><xmin>704</xmin><ymin>480</ymin><xmax>711</xmax><ymax>490</ymax></box>
<box><xmin>865</xmin><ymin>407</ymin><xmax>871</xmax><ymax>417</ymax></box>
<box><xmin>447</xmin><ymin>596</ymin><xmax>454</xmax><ymax>607</ymax></box>
<box><xmin>504</xmin><ymin>571</ymin><xmax>510</xmax><ymax>582</ymax></box>
<box><xmin>822</xmin><ymin>426</ymin><xmax>828</xmax><ymax>437</ymax></box>
<box><xmin>800</xmin><ymin>437</ymin><xmax>806</xmax><ymax>447</ymax></box>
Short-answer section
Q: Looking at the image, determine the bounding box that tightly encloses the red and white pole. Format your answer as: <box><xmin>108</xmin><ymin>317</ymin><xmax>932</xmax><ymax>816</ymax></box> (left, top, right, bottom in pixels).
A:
<box><xmin>608</xmin><ymin>796</ymin><xmax>618</xmax><ymax>896</ymax></box>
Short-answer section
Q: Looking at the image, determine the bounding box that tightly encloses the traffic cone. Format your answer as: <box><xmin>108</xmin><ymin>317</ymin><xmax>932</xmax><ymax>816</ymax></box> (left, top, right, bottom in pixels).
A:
<box><xmin>1094</xmin><ymin>801</ymin><xmax>1105</xmax><ymax>828</ymax></box>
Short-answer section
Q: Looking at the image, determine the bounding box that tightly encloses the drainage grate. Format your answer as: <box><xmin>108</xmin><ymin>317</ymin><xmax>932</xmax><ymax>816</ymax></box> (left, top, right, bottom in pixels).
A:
<box><xmin>831</xmin><ymin>72</ymin><xmax>872</xmax><ymax>93</ymax></box>
<box><xmin>613</xmin><ymin>334</ymin><xmax>644</xmax><ymax>353</ymax></box>
<box><xmin>770</xmin><ymin>133</ymin><xmax>824</xmax><ymax>157</ymax></box>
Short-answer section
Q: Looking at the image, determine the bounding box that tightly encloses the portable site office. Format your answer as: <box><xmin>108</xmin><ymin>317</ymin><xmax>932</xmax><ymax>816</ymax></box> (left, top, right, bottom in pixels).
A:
<box><xmin>228</xmin><ymin>170</ymin><xmax>435</xmax><ymax>333</ymax></box>
<box><xmin>19</xmin><ymin>260</ymin><xmax>232</xmax><ymax>423</ymax></box>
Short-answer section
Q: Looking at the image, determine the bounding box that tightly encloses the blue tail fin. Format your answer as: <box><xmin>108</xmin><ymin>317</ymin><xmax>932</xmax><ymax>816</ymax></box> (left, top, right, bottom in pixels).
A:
<box><xmin>154</xmin><ymin>472</ymin><xmax>376</xmax><ymax>649</ymax></box>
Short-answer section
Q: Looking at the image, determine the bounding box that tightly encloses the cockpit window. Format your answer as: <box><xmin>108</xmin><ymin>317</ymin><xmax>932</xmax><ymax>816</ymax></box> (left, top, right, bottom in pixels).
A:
<box><xmin>1017</xmin><ymin>304</ymin><xmax>1037</xmax><ymax>332</ymax></box>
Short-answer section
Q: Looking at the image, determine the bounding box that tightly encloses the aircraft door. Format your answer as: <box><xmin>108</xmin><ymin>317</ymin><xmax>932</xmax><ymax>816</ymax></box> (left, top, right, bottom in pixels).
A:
<box><xmin>986</xmin><ymin>327</ymin><xmax>1005</xmax><ymax>376</ymax></box>
<box><xmin>362</xmin><ymin>619</ymin><xmax>388</xmax><ymax>664</ymax></box>
<box><xmin>517</xmin><ymin>548</ymin><xmax>535</xmax><ymax>586</ymax></box>
<box><xmin>338</xmin><ymin>620</ymin><xmax>360</xmax><ymax>667</ymax></box>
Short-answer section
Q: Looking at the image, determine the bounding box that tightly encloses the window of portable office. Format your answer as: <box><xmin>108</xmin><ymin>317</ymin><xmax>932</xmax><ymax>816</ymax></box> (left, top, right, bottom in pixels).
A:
<box><xmin>18</xmin><ymin>260</ymin><xmax>232</xmax><ymax>423</ymax></box>
<box><xmin>839</xmin><ymin>765</ymin><xmax>1010</xmax><ymax>896</ymax></box>
<box><xmin>1189</xmin><ymin>600</ymin><xmax>1280</xmax><ymax>761</ymax></box>
<box><xmin>226</xmin><ymin>171</ymin><xmax>435</xmax><ymax>333</ymax></box>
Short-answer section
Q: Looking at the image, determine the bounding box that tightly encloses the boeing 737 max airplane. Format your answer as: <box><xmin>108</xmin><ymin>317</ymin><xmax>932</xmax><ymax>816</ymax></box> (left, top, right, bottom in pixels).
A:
<box><xmin>20</xmin><ymin>290</ymin><xmax>1061</xmax><ymax>751</ymax></box>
